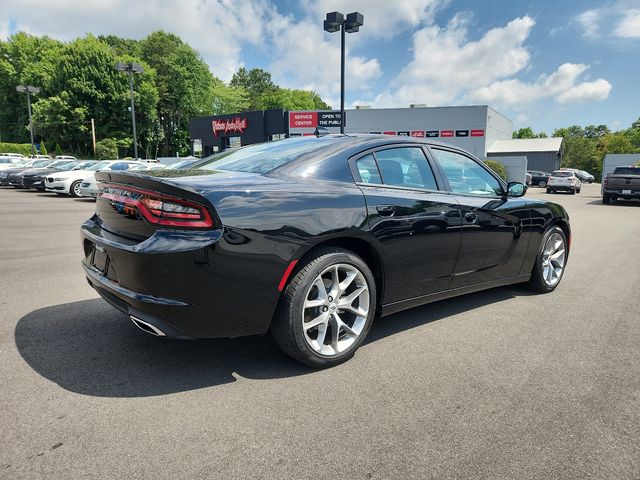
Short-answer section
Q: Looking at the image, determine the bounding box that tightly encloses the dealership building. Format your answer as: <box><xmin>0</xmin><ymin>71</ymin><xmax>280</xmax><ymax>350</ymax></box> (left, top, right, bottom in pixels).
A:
<box><xmin>189</xmin><ymin>105</ymin><xmax>561</xmax><ymax>172</ymax></box>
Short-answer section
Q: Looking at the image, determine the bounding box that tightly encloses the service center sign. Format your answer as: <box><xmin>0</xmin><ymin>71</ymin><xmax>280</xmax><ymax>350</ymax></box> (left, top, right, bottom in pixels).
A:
<box><xmin>289</xmin><ymin>111</ymin><xmax>342</xmax><ymax>129</ymax></box>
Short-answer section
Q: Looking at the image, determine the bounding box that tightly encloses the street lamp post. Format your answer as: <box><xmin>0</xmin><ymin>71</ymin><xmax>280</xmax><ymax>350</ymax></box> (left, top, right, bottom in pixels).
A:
<box><xmin>16</xmin><ymin>85</ymin><xmax>40</xmax><ymax>157</ymax></box>
<box><xmin>116</xmin><ymin>62</ymin><xmax>145</xmax><ymax>159</ymax></box>
<box><xmin>324</xmin><ymin>11</ymin><xmax>364</xmax><ymax>134</ymax></box>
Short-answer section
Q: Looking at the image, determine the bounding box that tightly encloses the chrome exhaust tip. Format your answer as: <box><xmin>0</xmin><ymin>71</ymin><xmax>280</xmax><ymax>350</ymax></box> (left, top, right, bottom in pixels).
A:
<box><xmin>130</xmin><ymin>316</ymin><xmax>166</xmax><ymax>337</ymax></box>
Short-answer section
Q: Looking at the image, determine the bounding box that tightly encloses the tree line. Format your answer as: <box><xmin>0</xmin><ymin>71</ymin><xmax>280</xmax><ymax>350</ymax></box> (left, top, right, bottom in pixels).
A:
<box><xmin>0</xmin><ymin>32</ymin><xmax>330</xmax><ymax>159</ymax></box>
<box><xmin>512</xmin><ymin>121</ymin><xmax>640</xmax><ymax>178</ymax></box>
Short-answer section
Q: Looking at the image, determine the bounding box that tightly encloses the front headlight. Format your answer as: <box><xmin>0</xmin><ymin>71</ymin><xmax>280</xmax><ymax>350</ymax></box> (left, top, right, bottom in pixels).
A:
<box><xmin>54</xmin><ymin>178</ymin><xmax>65</xmax><ymax>181</ymax></box>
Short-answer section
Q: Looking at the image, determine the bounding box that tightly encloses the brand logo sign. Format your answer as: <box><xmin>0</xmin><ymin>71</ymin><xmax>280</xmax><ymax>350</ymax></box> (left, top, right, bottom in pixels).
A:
<box><xmin>411</xmin><ymin>131</ymin><xmax>425</xmax><ymax>137</ymax></box>
<box><xmin>425</xmin><ymin>130</ymin><xmax>439</xmax><ymax>137</ymax></box>
<box><xmin>212</xmin><ymin>117</ymin><xmax>248</xmax><ymax>137</ymax></box>
<box><xmin>470</xmin><ymin>129</ymin><xmax>485</xmax><ymax>137</ymax></box>
<box><xmin>455</xmin><ymin>130</ymin><xmax>469</xmax><ymax>137</ymax></box>
<box><xmin>440</xmin><ymin>130</ymin><xmax>454</xmax><ymax>137</ymax></box>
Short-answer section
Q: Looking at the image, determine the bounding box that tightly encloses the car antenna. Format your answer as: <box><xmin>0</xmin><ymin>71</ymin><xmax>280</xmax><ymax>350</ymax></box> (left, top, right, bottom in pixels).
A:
<box><xmin>314</xmin><ymin>126</ymin><xmax>330</xmax><ymax>137</ymax></box>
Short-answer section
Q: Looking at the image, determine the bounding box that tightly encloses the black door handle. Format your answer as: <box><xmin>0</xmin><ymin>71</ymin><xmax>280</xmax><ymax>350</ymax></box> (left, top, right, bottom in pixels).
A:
<box><xmin>376</xmin><ymin>204</ymin><xmax>396</xmax><ymax>216</ymax></box>
<box><xmin>464</xmin><ymin>212</ymin><xmax>478</xmax><ymax>223</ymax></box>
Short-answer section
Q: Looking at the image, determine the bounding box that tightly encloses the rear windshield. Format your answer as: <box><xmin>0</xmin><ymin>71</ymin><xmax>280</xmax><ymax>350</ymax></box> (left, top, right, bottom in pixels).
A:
<box><xmin>552</xmin><ymin>171</ymin><xmax>573</xmax><ymax>177</ymax></box>
<box><xmin>613</xmin><ymin>167</ymin><xmax>640</xmax><ymax>175</ymax></box>
<box><xmin>195</xmin><ymin>136</ymin><xmax>343</xmax><ymax>174</ymax></box>
<box><xmin>31</xmin><ymin>160</ymin><xmax>51</xmax><ymax>168</ymax></box>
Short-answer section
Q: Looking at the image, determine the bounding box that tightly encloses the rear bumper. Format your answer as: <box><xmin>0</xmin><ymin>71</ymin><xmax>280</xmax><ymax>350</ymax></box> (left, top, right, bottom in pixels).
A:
<box><xmin>603</xmin><ymin>188</ymin><xmax>640</xmax><ymax>198</ymax></box>
<box><xmin>80</xmin><ymin>215</ymin><xmax>283</xmax><ymax>339</ymax></box>
<box><xmin>548</xmin><ymin>185</ymin><xmax>576</xmax><ymax>191</ymax></box>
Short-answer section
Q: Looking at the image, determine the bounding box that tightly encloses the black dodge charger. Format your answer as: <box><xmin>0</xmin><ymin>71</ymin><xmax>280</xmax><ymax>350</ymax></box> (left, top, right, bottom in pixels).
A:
<box><xmin>81</xmin><ymin>134</ymin><xmax>570</xmax><ymax>367</ymax></box>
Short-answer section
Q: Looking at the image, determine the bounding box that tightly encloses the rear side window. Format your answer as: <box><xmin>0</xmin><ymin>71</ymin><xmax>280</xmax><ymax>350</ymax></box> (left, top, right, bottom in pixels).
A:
<box><xmin>431</xmin><ymin>149</ymin><xmax>502</xmax><ymax>196</ymax></box>
<box><xmin>374</xmin><ymin>147</ymin><xmax>438</xmax><ymax>190</ymax></box>
<box><xmin>356</xmin><ymin>154</ymin><xmax>382</xmax><ymax>184</ymax></box>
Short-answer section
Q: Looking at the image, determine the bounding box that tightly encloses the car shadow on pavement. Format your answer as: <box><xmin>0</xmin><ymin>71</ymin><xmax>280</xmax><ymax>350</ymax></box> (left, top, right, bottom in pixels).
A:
<box><xmin>15</xmin><ymin>285</ymin><xmax>531</xmax><ymax>398</ymax></box>
<box><xmin>586</xmin><ymin>199</ymin><xmax>640</xmax><ymax>207</ymax></box>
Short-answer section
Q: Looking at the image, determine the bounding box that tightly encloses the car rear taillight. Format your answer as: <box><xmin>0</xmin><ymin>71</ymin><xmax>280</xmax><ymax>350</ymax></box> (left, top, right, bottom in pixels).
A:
<box><xmin>604</xmin><ymin>177</ymin><xmax>608</xmax><ymax>186</ymax></box>
<box><xmin>99</xmin><ymin>184</ymin><xmax>215</xmax><ymax>229</ymax></box>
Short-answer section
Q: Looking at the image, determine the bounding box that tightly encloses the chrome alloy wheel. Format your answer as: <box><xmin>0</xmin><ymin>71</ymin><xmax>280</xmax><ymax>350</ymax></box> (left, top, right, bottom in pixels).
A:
<box><xmin>541</xmin><ymin>232</ymin><xmax>566</xmax><ymax>287</ymax></box>
<box><xmin>72</xmin><ymin>182</ymin><xmax>82</xmax><ymax>196</ymax></box>
<box><xmin>302</xmin><ymin>263</ymin><xmax>370</xmax><ymax>356</ymax></box>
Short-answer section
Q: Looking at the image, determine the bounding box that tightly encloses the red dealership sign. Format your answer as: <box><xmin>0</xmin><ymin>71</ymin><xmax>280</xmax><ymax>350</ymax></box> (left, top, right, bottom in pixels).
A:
<box><xmin>289</xmin><ymin>112</ymin><xmax>318</xmax><ymax>128</ymax></box>
<box><xmin>212</xmin><ymin>117</ymin><xmax>248</xmax><ymax>137</ymax></box>
<box><xmin>411</xmin><ymin>131</ymin><xmax>425</xmax><ymax>137</ymax></box>
<box><xmin>440</xmin><ymin>130</ymin><xmax>454</xmax><ymax>137</ymax></box>
<box><xmin>470</xmin><ymin>129</ymin><xmax>485</xmax><ymax>137</ymax></box>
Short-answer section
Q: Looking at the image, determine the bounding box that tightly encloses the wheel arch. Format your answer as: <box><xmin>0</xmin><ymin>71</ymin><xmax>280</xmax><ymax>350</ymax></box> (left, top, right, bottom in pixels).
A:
<box><xmin>281</xmin><ymin>236</ymin><xmax>386</xmax><ymax>315</ymax></box>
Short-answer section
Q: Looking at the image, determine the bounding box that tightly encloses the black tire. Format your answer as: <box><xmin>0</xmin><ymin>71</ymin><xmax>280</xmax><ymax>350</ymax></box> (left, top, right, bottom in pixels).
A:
<box><xmin>602</xmin><ymin>194</ymin><xmax>610</xmax><ymax>204</ymax></box>
<box><xmin>546</xmin><ymin>188</ymin><xmax>552</xmax><ymax>194</ymax></box>
<box><xmin>69</xmin><ymin>180</ymin><xmax>82</xmax><ymax>197</ymax></box>
<box><xmin>570</xmin><ymin>188</ymin><xmax>576</xmax><ymax>195</ymax></box>
<box><xmin>271</xmin><ymin>247</ymin><xmax>377</xmax><ymax>368</ymax></box>
<box><xmin>528</xmin><ymin>225</ymin><xmax>568</xmax><ymax>293</ymax></box>
<box><xmin>539</xmin><ymin>180</ymin><xmax>547</xmax><ymax>188</ymax></box>
<box><xmin>577</xmin><ymin>188</ymin><xmax>581</xmax><ymax>193</ymax></box>
<box><xmin>610</xmin><ymin>195</ymin><xmax>617</xmax><ymax>202</ymax></box>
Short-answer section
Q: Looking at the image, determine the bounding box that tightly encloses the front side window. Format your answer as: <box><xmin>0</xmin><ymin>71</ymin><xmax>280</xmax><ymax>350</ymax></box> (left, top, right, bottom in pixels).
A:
<box><xmin>431</xmin><ymin>149</ymin><xmax>502</xmax><ymax>196</ymax></box>
<box><xmin>374</xmin><ymin>147</ymin><xmax>438</xmax><ymax>190</ymax></box>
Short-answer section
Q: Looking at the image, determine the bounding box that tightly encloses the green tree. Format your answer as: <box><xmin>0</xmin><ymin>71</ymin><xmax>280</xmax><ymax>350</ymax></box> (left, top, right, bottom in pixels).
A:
<box><xmin>95</xmin><ymin>138</ymin><xmax>119</xmax><ymax>159</ymax></box>
<box><xmin>263</xmin><ymin>87</ymin><xmax>332</xmax><ymax>111</ymax></box>
<box><xmin>140</xmin><ymin>31</ymin><xmax>216</xmax><ymax>156</ymax></box>
<box><xmin>584</xmin><ymin>124</ymin><xmax>610</xmax><ymax>138</ymax></box>
<box><xmin>229</xmin><ymin>67</ymin><xmax>277</xmax><ymax>110</ymax></box>
<box><xmin>512</xmin><ymin>127</ymin><xmax>535</xmax><ymax>139</ymax></box>
<box><xmin>211</xmin><ymin>81</ymin><xmax>250</xmax><ymax>115</ymax></box>
<box><xmin>55</xmin><ymin>143</ymin><xmax>62</xmax><ymax>156</ymax></box>
<box><xmin>484</xmin><ymin>159</ymin><xmax>508</xmax><ymax>181</ymax></box>
<box><xmin>39</xmin><ymin>141</ymin><xmax>47</xmax><ymax>155</ymax></box>
<box><xmin>0</xmin><ymin>33</ymin><xmax>63</xmax><ymax>143</ymax></box>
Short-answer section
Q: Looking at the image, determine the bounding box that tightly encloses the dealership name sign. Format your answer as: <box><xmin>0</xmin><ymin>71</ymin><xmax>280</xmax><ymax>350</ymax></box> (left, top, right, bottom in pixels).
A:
<box><xmin>212</xmin><ymin>117</ymin><xmax>248</xmax><ymax>137</ymax></box>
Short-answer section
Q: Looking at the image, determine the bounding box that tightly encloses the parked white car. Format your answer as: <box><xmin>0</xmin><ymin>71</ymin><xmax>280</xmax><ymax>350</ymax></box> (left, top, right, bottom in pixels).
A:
<box><xmin>547</xmin><ymin>170</ymin><xmax>582</xmax><ymax>194</ymax></box>
<box><xmin>0</xmin><ymin>153</ymin><xmax>24</xmax><ymax>159</ymax></box>
<box><xmin>0</xmin><ymin>156</ymin><xmax>23</xmax><ymax>171</ymax></box>
<box><xmin>78</xmin><ymin>160</ymin><xmax>147</xmax><ymax>198</ymax></box>
<box><xmin>44</xmin><ymin>160</ymin><xmax>101</xmax><ymax>196</ymax></box>
<box><xmin>55</xmin><ymin>155</ymin><xmax>77</xmax><ymax>160</ymax></box>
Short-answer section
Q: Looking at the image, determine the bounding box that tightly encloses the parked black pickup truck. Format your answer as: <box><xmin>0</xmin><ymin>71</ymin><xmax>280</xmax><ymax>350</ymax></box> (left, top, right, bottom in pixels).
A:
<box><xmin>603</xmin><ymin>166</ymin><xmax>640</xmax><ymax>203</ymax></box>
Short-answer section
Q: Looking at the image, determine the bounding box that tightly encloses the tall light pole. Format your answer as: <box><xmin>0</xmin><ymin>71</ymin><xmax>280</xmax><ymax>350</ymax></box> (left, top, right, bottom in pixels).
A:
<box><xmin>324</xmin><ymin>11</ymin><xmax>364</xmax><ymax>134</ymax></box>
<box><xmin>16</xmin><ymin>85</ymin><xmax>40</xmax><ymax>157</ymax></box>
<box><xmin>116</xmin><ymin>61</ymin><xmax>144</xmax><ymax>159</ymax></box>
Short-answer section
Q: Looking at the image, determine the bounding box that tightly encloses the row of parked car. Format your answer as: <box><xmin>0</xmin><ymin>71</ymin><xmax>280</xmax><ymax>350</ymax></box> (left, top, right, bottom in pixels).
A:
<box><xmin>0</xmin><ymin>156</ymin><xmax>198</xmax><ymax>197</ymax></box>
<box><xmin>526</xmin><ymin>168</ymin><xmax>595</xmax><ymax>195</ymax></box>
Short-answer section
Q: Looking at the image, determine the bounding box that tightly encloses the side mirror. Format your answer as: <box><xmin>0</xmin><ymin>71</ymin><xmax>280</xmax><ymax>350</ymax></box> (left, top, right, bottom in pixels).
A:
<box><xmin>506</xmin><ymin>182</ymin><xmax>526</xmax><ymax>197</ymax></box>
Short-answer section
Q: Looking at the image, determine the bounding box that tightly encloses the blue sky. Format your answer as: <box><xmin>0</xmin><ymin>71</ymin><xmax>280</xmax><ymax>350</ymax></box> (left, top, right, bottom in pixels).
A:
<box><xmin>2</xmin><ymin>0</ymin><xmax>639</xmax><ymax>134</ymax></box>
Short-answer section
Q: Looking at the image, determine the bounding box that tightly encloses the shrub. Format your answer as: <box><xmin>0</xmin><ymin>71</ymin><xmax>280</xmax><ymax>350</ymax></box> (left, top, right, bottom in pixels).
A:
<box><xmin>39</xmin><ymin>142</ymin><xmax>48</xmax><ymax>155</ymax></box>
<box><xmin>0</xmin><ymin>142</ymin><xmax>34</xmax><ymax>156</ymax></box>
<box><xmin>55</xmin><ymin>144</ymin><xmax>63</xmax><ymax>156</ymax></box>
<box><xmin>484</xmin><ymin>159</ymin><xmax>508</xmax><ymax>181</ymax></box>
<box><xmin>95</xmin><ymin>138</ymin><xmax>119</xmax><ymax>160</ymax></box>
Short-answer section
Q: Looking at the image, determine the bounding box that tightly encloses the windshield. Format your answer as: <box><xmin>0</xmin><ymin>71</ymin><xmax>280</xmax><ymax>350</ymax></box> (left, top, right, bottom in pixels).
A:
<box><xmin>195</xmin><ymin>137</ymin><xmax>343</xmax><ymax>174</ymax></box>
<box><xmin>613</xmin><ymin>167</ymin><xmax>640</xmax><ymax>175</ymax></box>
<box><xmin>31</xmin><ymin>160</ymin><xmax>52</xmax><ymax>168</ymax></box>
<box><xmin>73</xmin><ymin>161</ymin><xmax>96</xmax><ymax>170</ymax></box>
<box><xmin>52</xmin><ymin>161</ymin><xmax>77</xmax><ymax>170</ymax></box>
<box><xmin>85</xmin><ymin>161</ymin><xmax>112</xmax><ymax>171</ymax></box>
<box><xmin>552</xmin><ymin>171</ymin><xmax>573</xmax><ymax>177</ymax></box>
<box><xmin>166</xmin><ymin>159</ymin><xmax>196</xmax><ymax>169</ymax></box>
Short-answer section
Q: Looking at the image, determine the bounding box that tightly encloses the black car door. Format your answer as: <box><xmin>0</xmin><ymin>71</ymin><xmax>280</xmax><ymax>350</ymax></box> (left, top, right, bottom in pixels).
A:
<box><xmin>428</xmin><ymin>147</ymin><xmax>531</xmax><ymax>289</ymax></box>
<box><xmin>351</xmin><ymin>145</ymin><xmax>462</xmax><ymax>303</ymax></box>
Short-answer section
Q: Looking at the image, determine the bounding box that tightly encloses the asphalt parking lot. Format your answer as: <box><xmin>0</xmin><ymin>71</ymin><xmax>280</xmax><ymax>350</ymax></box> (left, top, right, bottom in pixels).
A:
<box><xmin>0</xmin><ymin>183</ymin><xmax>638</xmax><ymax>480</ymax></box>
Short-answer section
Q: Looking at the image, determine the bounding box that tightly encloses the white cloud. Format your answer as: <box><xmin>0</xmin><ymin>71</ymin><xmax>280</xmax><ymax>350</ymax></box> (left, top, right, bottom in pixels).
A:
<box><xmin>268</xmin><ymin>18</ymin><xmax>382</xmax><ymax>106</ymax></box>
<box><xmin>373</xmin><ymin>14</ymin><xmax>535</xmax><ymax>107</ymax></box>
<box><xmin>3</xmin><ymin>0</ymin><xmax>276</xmax><ymax>80</ymax></box>
<box><xmin>471</xmin><ymin>63</ymin><xmax>611</xmax><ymax>105</ymax></box>
<box><xmin>300</xmin><ymin>0</ymin><xmax>448</xmax><ymax>39</ymax></box>
<box><xmin>614</xmin><ymin>9</ymin><xmax>640</xmax><ymax>38</ymax></box>
<box><xmin>576</xmin><ymin>9</ymin><xmax>602</xmax><ymax>38</ymax></box>
<box><xmin>555</xmin><ymin>78</ymin><xmax>612</xmax><ymax>103</ymax></box>
<box><xmin>0</xmin><ymin>19</ymin><xmax>9</xmax><ymax>40</ymax></box>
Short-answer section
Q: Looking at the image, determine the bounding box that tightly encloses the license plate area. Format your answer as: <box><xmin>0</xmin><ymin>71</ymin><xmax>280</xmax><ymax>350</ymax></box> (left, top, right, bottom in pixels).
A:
<box><xmin>91</xmin><ymin>244</ymin><xmax>109</xmax><ymax>274</ymax></box>
<box><xmin>622</xmin><ymin>189</ymin><xmax>631</xmax><ymax>194</ymax></box>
